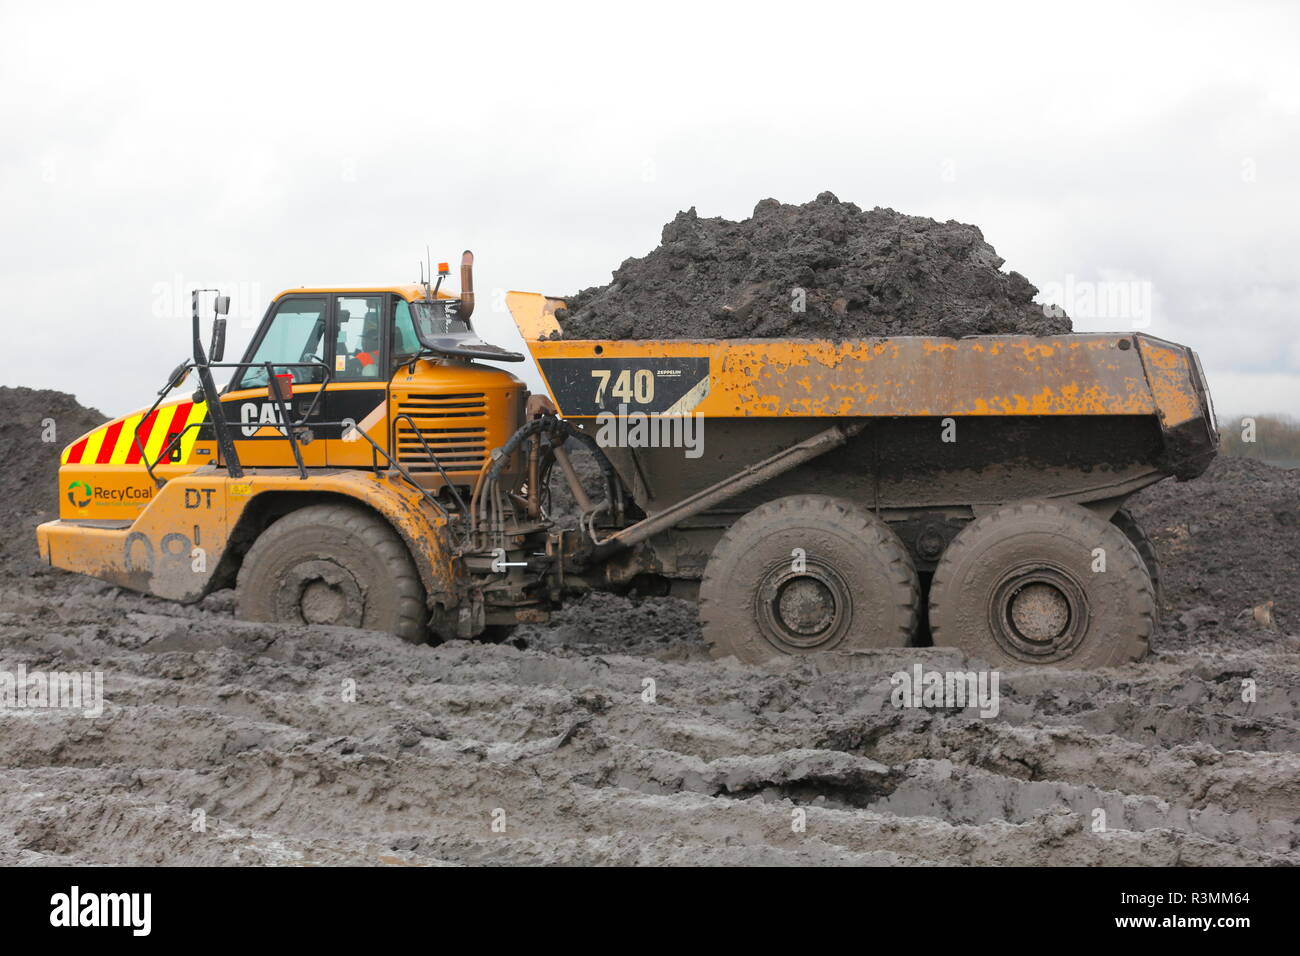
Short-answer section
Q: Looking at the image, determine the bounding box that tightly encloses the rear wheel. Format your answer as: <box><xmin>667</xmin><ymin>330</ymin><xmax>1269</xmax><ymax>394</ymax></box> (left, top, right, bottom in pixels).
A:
<box><xmin>700</xmin><ymin>495</ymin><xmax>919</xmax><ymax>663</ymax></box>
<box><xmin>1110</xmin><ymin>506</ymin><xmax>1163</xmax><ymax>613</ymax></box>
<box><xmin>928</xmin><ymin>499</ymin><xmax>1153</xmax><ymax>669</ymax></box>
<box><xmin>236</xmin><ymin>503</ymin><xmax>427</xmax><ymax>642</ymax></box>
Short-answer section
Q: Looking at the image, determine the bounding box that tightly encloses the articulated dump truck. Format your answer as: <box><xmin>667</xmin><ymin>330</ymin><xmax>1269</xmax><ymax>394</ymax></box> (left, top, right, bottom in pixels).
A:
<box><xmin>38</xmin><ymin>253</ymin><xmax>1218</xmax><ymax>668</ymax></box>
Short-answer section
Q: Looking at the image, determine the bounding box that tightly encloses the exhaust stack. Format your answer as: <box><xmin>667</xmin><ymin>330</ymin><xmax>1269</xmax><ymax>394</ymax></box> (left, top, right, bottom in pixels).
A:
<box><xmin>459</xmin><ymin>250</ymin><xmax>475</xmax><ymax>322</ymax></box>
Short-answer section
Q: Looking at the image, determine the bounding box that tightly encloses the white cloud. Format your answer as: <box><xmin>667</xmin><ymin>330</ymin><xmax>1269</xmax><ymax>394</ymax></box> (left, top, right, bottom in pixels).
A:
<box><xmin>2</xmin><ymin>0</ymin><xmax>1298</xmax><ymax>416</ymax></box>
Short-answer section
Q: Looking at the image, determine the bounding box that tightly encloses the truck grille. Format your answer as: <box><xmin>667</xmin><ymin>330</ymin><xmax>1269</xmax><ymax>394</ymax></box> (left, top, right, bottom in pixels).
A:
<box><xmin>394</xmin><ymin>392</ymin><xmax>489</xmax><ymax>474</ymax></box>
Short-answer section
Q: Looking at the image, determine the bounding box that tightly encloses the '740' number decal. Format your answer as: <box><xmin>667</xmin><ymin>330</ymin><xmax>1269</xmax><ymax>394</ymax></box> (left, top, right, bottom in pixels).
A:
<box><xmin>536</xmin><ymin>357</ymin><xmax>709</xmax><ymax>416</ymax></box>
<box><xmin>591</xmin><ymin>368</ymin><xmax>654</xmax><ymax>405</ymax></box>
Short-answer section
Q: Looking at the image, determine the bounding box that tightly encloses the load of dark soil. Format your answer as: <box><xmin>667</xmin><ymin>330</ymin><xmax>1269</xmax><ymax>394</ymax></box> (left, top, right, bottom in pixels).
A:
<box><xmin>0</xmin><ymin>386</ymin><xmax>106</xmax><ymax>577</ymax></box>
<box><xmin>558</xmin><ymin>192</ymin><xmax>1071</xmax><ymax>340</ymax></box>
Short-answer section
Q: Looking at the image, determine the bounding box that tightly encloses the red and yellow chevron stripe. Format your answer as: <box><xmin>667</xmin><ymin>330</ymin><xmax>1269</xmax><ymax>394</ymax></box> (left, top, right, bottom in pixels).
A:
<box><xmin>62</xmin><ymin>401</ymin><xmax>209</xmax><ymax>467</ymax></box>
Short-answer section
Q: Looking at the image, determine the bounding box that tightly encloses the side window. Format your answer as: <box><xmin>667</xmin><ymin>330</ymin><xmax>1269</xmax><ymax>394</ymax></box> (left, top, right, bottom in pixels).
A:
<box><xmin>334</xmin><ymin>295</ymin><xmax>384</xmax><ymax>381</ymax></box>
<box><xmin>238</xmin><ymin>297</ymin><xmax>327</xmax><ymax>388</ymax></box>
<box><xmin>393</xmin><ymin>299</ymin><xmax>421</xmax><ymax>360</ymax></box>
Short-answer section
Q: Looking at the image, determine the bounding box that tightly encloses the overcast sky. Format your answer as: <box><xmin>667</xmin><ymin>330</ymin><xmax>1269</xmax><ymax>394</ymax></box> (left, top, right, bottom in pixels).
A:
<box><xmin>2</xmin><ymin>0</ymin><xmax>1296</xmax><ymax>421</ymax></box>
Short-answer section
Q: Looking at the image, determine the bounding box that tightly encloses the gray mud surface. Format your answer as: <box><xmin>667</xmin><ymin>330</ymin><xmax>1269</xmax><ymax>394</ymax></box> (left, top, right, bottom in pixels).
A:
<box><xmin>2</xmin><ymin>388</ymin><xmax>1297</xmax><ymax>866</ymax></box>
<box><xmin>558</xmin><ymin>193</ymin><xmax>1072</xmax><ymax>340</ymax></box>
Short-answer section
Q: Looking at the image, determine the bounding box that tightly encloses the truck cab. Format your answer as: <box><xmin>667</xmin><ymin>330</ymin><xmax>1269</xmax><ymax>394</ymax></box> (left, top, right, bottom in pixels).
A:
<box><xmin>217</xmin><ymin>285</ymin><xmax>525</xmax><ymax>494</ymax></box>
<box><xmin>38</xmin><ymin>256</ymin><xmax>532</xmax><ymax>620</ymax></box>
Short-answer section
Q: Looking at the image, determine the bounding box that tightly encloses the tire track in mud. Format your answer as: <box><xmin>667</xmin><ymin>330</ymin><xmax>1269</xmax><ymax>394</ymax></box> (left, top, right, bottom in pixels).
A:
<box><xmin>1</xmin><ymin>578</ymin><xmax>1296</xmax><ymax>866</ymax></box>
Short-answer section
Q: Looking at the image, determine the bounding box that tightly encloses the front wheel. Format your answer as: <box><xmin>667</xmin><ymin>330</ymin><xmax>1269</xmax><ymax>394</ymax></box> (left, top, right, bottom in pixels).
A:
<box><xmin>236</xmin><ymin>503</ymin><xmax>428</xmax><ymax>642</ymax></box>
<box><xmin>928</xmin><ymin>499</ymin><xmax>1154</xmax><ymax>669</ymax></box>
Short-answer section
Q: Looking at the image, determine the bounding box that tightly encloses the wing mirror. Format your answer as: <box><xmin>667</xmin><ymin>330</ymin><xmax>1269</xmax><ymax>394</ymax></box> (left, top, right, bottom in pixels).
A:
<box><xmin>210</xmin><ymin>295</ymin><xmax>229</xmax><ymax>362</ymax></box>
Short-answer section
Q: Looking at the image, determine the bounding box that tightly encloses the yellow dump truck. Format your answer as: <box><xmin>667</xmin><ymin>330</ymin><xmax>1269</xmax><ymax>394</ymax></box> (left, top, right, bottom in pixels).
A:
<box><xmin>38</xmin><ymin>254</ymin><xmax>1218</xmax><ymax>668</ymax></box>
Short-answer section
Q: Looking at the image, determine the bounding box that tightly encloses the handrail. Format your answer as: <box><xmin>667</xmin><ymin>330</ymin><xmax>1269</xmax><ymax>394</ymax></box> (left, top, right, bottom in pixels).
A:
<box><xmin>137</xmin><ymin>359</ymin><xmax>332</xmax><ymax>485</ymax></box>
<box><xmin>339</xmin><ymin>424</ymin><xmax>450</xmax><ymax>520</ymax></box>
<box><xmin>133</xmin><ymin>381</ymin><xmax>189</xmax><ymax>487</ymax></box>
<box><xmin>137</xmin><ymin>355</ymin><xmax>462</xmax><ymax>520</ymax></box>
<box><xmin>262</xmin><ymin>360</ymin><xmax>307</xmax><ymax>478</ymax></box>
<box><xmin>389</xmin><ymin>412</ymin><xmax>469</xmax><ymax>513</ymax></box>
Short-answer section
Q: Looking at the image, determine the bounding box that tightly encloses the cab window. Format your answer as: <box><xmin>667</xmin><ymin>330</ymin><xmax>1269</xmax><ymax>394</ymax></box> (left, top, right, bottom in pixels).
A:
<box><xmin>335</xmin><ymin>295</ymin><xmax>384</xmax><ymax>381</ymax></box>
<box><xmin>237</xmin><ymin>297</ymin><xmax>327</xmax><ymax>388</ymax></box>
<box><xmin>393</xmin><ymin>298</ymin><xmax>421</xmax><ymax>361</ymax></box>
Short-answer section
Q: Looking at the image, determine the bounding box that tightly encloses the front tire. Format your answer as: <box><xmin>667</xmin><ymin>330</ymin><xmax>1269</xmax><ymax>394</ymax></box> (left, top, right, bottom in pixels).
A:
<box><xmin>700</xmin><ymin>495</ymin><xmax>919</xmax><ymax>664</ymax></box>
<box><xmin>928</xmin><ymin>499</ymin><xmax>1154</xmax><ymax>669</ymax></box>
<box><xmin>236</xmin><ymin>503</ymin><xmax>427</xmax><ymax>642</ymax></box>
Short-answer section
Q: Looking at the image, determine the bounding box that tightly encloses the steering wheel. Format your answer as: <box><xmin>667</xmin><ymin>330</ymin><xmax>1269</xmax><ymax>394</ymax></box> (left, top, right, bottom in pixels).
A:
<box><xmin>300</xmin><ymin>352</ymin><xmax>326</xmax><ymax>383</ymax></box>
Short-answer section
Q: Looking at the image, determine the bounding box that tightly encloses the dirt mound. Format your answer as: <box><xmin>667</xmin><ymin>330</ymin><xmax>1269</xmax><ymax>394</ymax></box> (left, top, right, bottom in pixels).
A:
<box><xmin>1127</xmin><ymin>457</ymin><xmax>1300</xmax><ymax>651</ymax></box>
<box><xmin>558</xmin><ymin>192</ymin><xmax>1071</xmax><ymax>340</ymax></box>
<box><xmin>0</xmin><ymin>386</ymin><xmax>107</xmax><ymax>577</ymax></box>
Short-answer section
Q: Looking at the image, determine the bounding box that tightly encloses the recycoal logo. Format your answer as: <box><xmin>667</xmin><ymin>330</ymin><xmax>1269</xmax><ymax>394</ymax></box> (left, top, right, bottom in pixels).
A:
<box><xmin>66</xmin><ymin>481</ymin><xmax>92</xmax><ymax>508</ymax></box>
<box><xmin>66</xmin><ymin>483</ymin><xmax>152</xmax><ymax>507</ymax></box>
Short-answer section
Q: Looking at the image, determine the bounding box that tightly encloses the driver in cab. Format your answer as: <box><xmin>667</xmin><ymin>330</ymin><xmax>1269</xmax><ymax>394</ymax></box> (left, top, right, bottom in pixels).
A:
<box><xmin>354</xmin><ymin>323</ymin><xmax>381</xmax><ymax>377</ymax></box>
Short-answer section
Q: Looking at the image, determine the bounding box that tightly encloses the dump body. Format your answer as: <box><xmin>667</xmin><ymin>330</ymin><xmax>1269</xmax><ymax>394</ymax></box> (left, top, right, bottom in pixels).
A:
<box><xmin>507</xmin><ymin>291</ymin><xmax>1217</xmax><ymax>573</ymax></box>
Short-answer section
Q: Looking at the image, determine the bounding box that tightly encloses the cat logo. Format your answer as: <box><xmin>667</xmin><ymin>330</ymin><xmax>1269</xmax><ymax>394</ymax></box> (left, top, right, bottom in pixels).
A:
<box><xmin>240</xmin><ymin>401</ymin><xmax>288</xmax><ymax>437</ymax></box>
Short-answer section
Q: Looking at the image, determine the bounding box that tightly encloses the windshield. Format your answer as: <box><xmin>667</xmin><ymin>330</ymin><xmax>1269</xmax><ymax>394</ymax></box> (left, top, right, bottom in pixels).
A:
<box><xmin>410</xmin><ymin>299</ymin><xmax>470</xmax><ymax>341</ymax></box>
<box><xmin>404</xmin><ymin>295</ymin><xmax>525</xmax><ymax>362</ymax></box>
<box><xmin>238</xmin><ymin>297</ymin><xmax>327</xmax><ymax>388</ymax></box>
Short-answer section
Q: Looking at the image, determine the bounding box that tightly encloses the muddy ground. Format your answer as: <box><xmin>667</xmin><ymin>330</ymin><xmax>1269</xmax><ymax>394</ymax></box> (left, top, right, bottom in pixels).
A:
<box><xmin>559</xmin><ymin>193</ymin><xmax>1072</xmax><ymax>340</ymax></box>
<box><xmin>1</xmin><ymin>386</ymin><xmax>1297</xmax><ymax>865</ymax></box>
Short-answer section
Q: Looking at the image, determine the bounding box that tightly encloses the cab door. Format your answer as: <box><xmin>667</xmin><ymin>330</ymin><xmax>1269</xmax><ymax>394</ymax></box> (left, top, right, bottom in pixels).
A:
<box><xmin>323</xmin><ymin>294</ymin><xmax>395</xmax><ymax>467</ymax></box>
<box><xmin>220</xmin><ymin>294</ymin><xmax>329</xmax><ymax>468</ymax></box>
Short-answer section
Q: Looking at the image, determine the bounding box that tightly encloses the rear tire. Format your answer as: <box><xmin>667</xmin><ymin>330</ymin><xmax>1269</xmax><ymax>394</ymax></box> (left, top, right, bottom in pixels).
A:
<box><xmin>700</xmin><ymin>495</ymin><xmax>919</xmax><ymax>664</ymax></box>
<box><xmin>1111</xmin><ymin>506</ymin><xmax>1163</xmax><ymax>614</ymax></box>
<box><xmin>928</xmin><ymin>499</ymin><xmax>1153</xmax><ymax>669</ymax></box>
<box><xmin>236</xmin><ymin>503</ymin><xmax>427</xmax><ymax>642</ymax></box>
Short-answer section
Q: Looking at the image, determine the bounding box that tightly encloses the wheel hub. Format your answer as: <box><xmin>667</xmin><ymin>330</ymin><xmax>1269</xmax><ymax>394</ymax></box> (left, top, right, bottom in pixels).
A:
<box><xmin>1009</xmin><ymin>582</ymin><xmax>1070</xmax><ymax>640</ymax></box>
<box><xmin>276</xmin><ymin>560</ymin><xmax>365</xmax><ymax>628</ymax></box>
<box><xmin>756</xmin><ymin>560</ymin><xmax>853</xmax><ymax>652</ymax></box>
<box><xmin>777</xmin><ymin>578</ymin><xmax>837</xmax><ymax>635</ymax></box>
<box><xmin>988</xmin><ymin>565</ymin><xmax>1089</xmax><ymax>662</ymax></box>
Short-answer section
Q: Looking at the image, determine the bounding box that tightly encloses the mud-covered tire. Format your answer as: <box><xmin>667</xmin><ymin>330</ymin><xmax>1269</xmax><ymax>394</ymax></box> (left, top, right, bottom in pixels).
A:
<box><xmin>928</xmin><ymin>499</ymin><xmax>1153</xmax><ymax>669</ymax></box>
<box><xmin>699</xmin><ymin>495</ymin><xmax>919</xmax><ymax>664</ymax></box>
<box><xmin>1111</xmin><ymin>506</ymin><xmax>1163</xmax><ymax>613</ymax></box>
<box><xmin>236</xmin><ymin>503</ymin><xmax>427</xmax><ymax>642</ymax></box>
